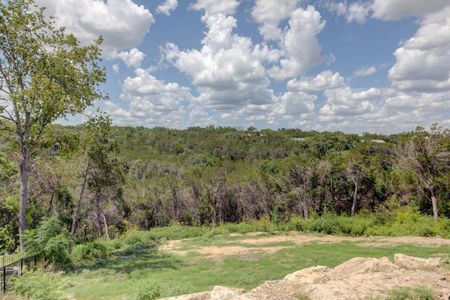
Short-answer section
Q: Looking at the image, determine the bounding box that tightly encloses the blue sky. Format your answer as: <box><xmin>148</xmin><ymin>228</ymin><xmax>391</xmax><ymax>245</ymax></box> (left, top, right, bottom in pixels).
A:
<box><xmin>36</xmin><ymin>0</ymin><xmax>450</xmax><ymax>133</ymax></box>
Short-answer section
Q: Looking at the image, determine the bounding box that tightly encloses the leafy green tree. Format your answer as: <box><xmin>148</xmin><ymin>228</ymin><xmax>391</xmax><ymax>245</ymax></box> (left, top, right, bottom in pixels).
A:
<box><xmin>397</xmin><ymin>125</ymin><xmax>450</xmax><ymax>220</ymax></box>
<box><xmin>73</xmin><ymin>114</ymin><xmax>125</xmax><ymax>239</ymax></box>
<box><xmin>0</xmin><ymin>0</ymin><xmax>105</xmax><ymax>250</ymax></box>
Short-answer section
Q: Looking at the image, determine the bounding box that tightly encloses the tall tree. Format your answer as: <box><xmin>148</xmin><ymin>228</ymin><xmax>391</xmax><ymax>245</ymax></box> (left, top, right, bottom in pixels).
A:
<box><xmin>83</xmin><ymin>114</ymin><xmax>124</xmax><ymax>239</ymax></box>
<box><xmin>396</xmin><ymin>125</ymin><xmax>450</xmax><ymax>220</ymax></box>
<box><xmin>0</xmin><ymin>0</ymin><xmax>105</xmax><ymax>250</ymax></box>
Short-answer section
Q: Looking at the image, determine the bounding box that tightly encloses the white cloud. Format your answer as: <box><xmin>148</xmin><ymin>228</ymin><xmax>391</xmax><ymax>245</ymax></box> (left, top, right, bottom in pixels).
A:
<box><xmin>110</xmin><ymin>68</ymin><xmax>191</xmax><ymax>127</ymax></box>
<box><xmin>280</xmin><ymin>91</ymin><xmax>317</xmax><ymax>115</ymax></box>
<box><xmin>353</xmin><ymin>66</ymin><xmax>377</xmax><ymax>78</ymax></box>
<box><xmin>287</xmin><ymin>71</ymin><xmax>345</xmax><ymax>91</ymax></box>
<box><xmin>117</xmin><ymin>48</ymin><xmax>146</xmax><ymax>68</ymax></box>
<box><xmin>320</xmin><ymin>87</ymin><xmax>386</xmax><ymax>118</ymax></box>
<box><xmin>157</xmin><ymin>0</ymin><xmax>178</xmax><ymax>16</ymax></box>
<box><xmin>190</xmin><ymin>0</ymin><xmax>239</xmax><ymax>15</ymax></box>
<box><xmin>112</xmin><ymin>64</ymin><xmax>120</xmax><ymax>75</ymax></box>
<box><xmin>371</xmin><ymin>0</ymin><xmax>450</xmax><ymax>21</ymax></box>
<box><xmin>389</xmin><ymin>6</ymin><xmax>450</xmax><ymax>92</ymax></box>
<box><xmin>324</xmin><ymin>1</ymin><xmax>370</xmax><ymax>24</ymax></box>
<box><xmin>251</xmin><ymin>0</ymin><xmax>300</xmax><ymax>41</ymax></box>
<box><xmin>164</xmin><ymin>11</ymin><xmax>275</xmax><ymax>111</ymax></box>
<box><xmin>270</xmin><ymin>6</ymin><xmax>326</xmax><ymax>80</ymax></box>
<box><xmin>36</xmin><ymin>0</ymin><xmax>154</xmax><ymax>54</ymax></box>
<box><xmin>346</xmin><ymin>2</ymin><xmax>371</xmax><ymax>24</ymax></box>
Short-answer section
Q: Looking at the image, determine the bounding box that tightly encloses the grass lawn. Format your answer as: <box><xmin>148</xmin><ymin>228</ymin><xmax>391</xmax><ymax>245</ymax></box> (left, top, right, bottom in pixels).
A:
<box><xmin>65</xmin><ymin>233</ymin><xmax>450</xmax><ymax>300</ymax></box>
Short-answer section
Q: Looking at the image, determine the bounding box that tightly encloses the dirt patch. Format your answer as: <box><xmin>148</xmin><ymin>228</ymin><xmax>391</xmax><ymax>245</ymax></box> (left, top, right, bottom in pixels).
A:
<box><xmin>160</xmin><ymin>233</ymin><xmax>450</xmax><ymax>258</ymax></box>
<box><xmin>161</xmin><ymin>254</ymin><xmax>450</xmax><ymax>300</ymax></box>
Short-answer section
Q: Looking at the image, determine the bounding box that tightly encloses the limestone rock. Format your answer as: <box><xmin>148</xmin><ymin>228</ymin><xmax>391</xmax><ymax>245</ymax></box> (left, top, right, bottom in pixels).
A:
<box><xmin>283</xmin><ymin>266</ymin><xmax>330</xmax><ymax>284</ymax></box>
<box><xmin>394</xmin><ymin>253</ymin><xmax>442</xmax><ymax>270</ymax></box>
<box><xmin>210</xmin><ymin>286</ymin><xmax>244</xmax><ymax>300</ymax></box>
<box><xmin>161</xmin><ymin>291</ymin><xmax>210</xmax><ymax>300</ymax></box>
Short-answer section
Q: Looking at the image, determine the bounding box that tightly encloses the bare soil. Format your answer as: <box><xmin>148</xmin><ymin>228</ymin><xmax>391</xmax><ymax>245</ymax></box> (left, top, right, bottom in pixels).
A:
<box><xmin>160</xmin><ymin>232</ymin><xmax>450</xmax><ymax>258</ymax></box>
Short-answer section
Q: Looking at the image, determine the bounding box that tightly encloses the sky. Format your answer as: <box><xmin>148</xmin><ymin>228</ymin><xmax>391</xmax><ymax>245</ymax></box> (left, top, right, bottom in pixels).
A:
<box><xmin>34</xmin><ymin>0</ymin><xmax>450</xmax><ymax>133</ymax></box>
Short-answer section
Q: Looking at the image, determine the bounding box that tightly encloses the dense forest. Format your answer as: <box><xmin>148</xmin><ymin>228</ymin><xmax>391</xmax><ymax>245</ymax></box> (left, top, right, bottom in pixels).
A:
<box><xmin>0</xmin><ymin>0</ymin><xmax>449</xmax><ymax>257</ymax></box>
<box><xmin>1</xmin><ymin>122</ymin><xmax>449</xmax><ymax>253</ymax></box>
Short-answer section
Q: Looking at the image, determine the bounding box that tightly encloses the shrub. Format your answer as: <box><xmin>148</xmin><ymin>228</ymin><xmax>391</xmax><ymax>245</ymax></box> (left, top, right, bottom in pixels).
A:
<box><xmin>24</xmin><ymin>217</ymin><xmax>70</xmax><ymax>267</ymax></box>
<box><xmin>135</xmin><ymin>282</ymin><xmax>161</xmax><ymax>300</ymax></box>
<box><xmin>10</xmin><ymin>270</ymin><xmax>72</xmax><ymax>300</ymax></box>
<box><xmin>71</xmin><ymin>241</ymin><xmax>112</xmax><ymax>263</ymax></box>
<box><xmin>0</xmin><ymin>225</ymin><xmax>15</xmax><ymax>254</ymax></box>
<box><xmin>309</xmin><ymin>215</ymin><xmax>340</xmax><ymax>235</ymax></box>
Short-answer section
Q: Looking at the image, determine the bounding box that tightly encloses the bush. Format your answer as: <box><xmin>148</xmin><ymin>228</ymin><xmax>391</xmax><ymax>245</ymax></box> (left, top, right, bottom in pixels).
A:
<box><xmin>10</xmin><ymin>270</ymin><xmax>72</xmax><ymax>300</ymax></box>
<box><xmin>309</xmin><ymin>215</ymin><xmax>340</xmax><ymax>235</ymax></box>
<box><xmin>71</xmin><ymin>241</ymin><xmax>112</xmax><ymax>263</ymax></box>
<box><xmin>24</xmin><ymin>217</ymin><xmax>70</xmax><ymax>267</ymax></box>
<box><xmin>135</xmin><ymin>282</ymin><xmax>161</xmax><ymax>300</ymax></box>
<box><xmin>0</xmin><ymin>225</ymin><xmax>15</xmax><ymax>254</ymax></box>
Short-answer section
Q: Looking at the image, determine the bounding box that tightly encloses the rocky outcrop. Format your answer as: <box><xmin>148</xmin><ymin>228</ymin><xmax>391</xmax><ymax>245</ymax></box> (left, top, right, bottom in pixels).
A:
<box><xmin>160</xmin><ymin>254</ymin><xmax>450</xmax><ymax>300</ymax></box>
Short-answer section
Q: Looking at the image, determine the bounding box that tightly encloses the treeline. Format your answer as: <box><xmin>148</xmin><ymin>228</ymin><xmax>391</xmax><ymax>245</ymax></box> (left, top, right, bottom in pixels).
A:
<box><xmin>0</xmin><ymin>123</ymin><xmax>449</xmax><ymax>251</ymax></box>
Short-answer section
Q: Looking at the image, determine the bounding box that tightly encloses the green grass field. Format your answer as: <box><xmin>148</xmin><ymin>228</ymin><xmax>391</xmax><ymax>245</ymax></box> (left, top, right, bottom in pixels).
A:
<box><xmin>61</xmin><ymin>232</ymin><xmax>450</xmax><ymax>300</ymax></box>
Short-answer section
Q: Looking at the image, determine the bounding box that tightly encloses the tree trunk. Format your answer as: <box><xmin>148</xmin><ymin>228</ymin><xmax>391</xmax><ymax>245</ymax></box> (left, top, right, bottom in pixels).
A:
<box><xmin>351</xmin><ymin>179</ymin><xmax>358</xmax><ymax>217</ymax></box>
<box><xmin>94</xmin><ymin>194</ymin><xmax>103</xmax><ymax>237</ymax></box>
<box><xmin>430</xmin><ymin>187</ymin><xmax>438</xmax><ymax>220</ymax></box>
<box><xmin>71</xmin><ymin>163</ymin><xmax>89</xmax><ymax>236</ymax></box>
<box><xmin>19</xmin><ymin>155</ymin><xmax>29</xmax><ymax>252</ymax></box>
<box><xmin>101</xmin><ymin>213</ymin><xmax>110</xmax><ymax>240</ymax></box>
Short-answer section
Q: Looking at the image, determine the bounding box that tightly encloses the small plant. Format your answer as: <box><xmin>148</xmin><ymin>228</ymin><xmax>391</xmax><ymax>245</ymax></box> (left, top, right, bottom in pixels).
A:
<box><xmin>135</xmin><ymin>282</ymin><xmax>161</xmax><ymax>300</ymax></box>
<box><xmin>387</xmin><ymin>287</ymin><xmax>434</xmax><ymax>300</ymax></box>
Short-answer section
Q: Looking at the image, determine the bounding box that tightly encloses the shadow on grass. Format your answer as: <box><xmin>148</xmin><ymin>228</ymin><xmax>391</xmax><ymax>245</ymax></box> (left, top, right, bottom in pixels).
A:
<box><xmin>73</xmin><ymin>243</ymin><xmax>182</xmax><ymax>274</ymax></box>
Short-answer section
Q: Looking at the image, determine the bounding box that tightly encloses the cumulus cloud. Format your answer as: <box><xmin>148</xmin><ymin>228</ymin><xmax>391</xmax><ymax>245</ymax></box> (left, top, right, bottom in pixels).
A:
<box><xmin>320</xmin><ymin>87</ymin><xmax>386</xmax><ymax>118</ymax></box>
<box><xmin>157</xmin><ymin>0</ymin><xmax>178</xmax><ymax>16</ymax></box>
<box><xmin>346</xmin><ymin>2</ymin><xmax>371</xmax><ymax>24</ymax></box>
<box><xmin>36</xmin><ymin>0</ymin><xmax>154</xmax><ymax>54</ymax></box>
<box><xmin>287</xmin><ymin>71</ymin><xmax>345</xmax><ymax>91</ymax></box>
<box><xmin>110</xmin><ymin>68</ymin><xmax>191</xmax><ymax>127</ymax></box>
<box><xmin>190</xmin><ymin>0</ymin><xmax>240</xmax><ymax>15</ymax></box>
<box><xmin>324</xmin><ymin>1</ymin><xmax>370</xmax><ymax>24</ymax></box>
<box><xmin>353</xmin><ymin>66</ymin><xmax>377</xmax><ymax>78</ymax></box>
<box><xmin>251</xmin><ymin>0</ymin><xmax>300</xmax><ymax>41</ymax></box>
<box><xmin>163</xmin><ymin>9</ymin><xmax>275</xmax><ymax>111</ymax></box>
<box><xmin>270</xmin><ymin>6</ymin><xmax>326</xmax><ymax>80</ymax></box>
<box><xmin>117</xmin><ymin>48</ymin><xmax>146</xmax><ymax>68</ymax></box>
<box><xmin>389</xmin><ymin>6</ymin><xmax>450</xmax><ymax>92</ymax></box>
<box><xmin>371</xmin><ymin>0</ymin><xmax>450</xmax><ymax>21</ymax></box>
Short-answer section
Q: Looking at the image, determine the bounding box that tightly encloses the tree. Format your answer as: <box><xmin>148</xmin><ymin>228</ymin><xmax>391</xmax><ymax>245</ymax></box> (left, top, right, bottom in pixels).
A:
<box><xmin>396</xmin><ymin>125</ymin><xmax>450</xmax><ymax>220</ymax></box>
<box><xmin>82</xmin><ymin>114</ymin><xmax>124</xmax><ymax>239</ymax></box>
<box><xmin>0</xmin><ymin>0</ymin><xmax>105</xmax><ymax>250</ymax></box>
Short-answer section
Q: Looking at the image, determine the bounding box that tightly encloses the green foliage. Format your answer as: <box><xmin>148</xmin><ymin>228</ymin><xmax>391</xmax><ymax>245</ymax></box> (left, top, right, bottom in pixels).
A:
<box><xmin>135</xmin><ymin>282</ymin><xmax>161</xmax><ymax>300</ymax></box>
<box><xmin>0</xmin><ymin>225</ymin><xmax>15</xmax><ymax>253</ymax></box>
<box><xmin>71</xmin><ymin>241</ymin><xmax>112</xmax><ymax>263</ymax></box>
<box><xmin>24</xmin><ymin>217</ymin><xmax>70</xmax><ymax>266</ymax></box>
<box><xmin>386</xmin><ymin>287</ymin><xmax>434</xmax><ymax>300</ymax></box>
<box><xmin>10</xmin><ymin>270</ymin><xmax>72</xmax><ymax>300</ymax></box>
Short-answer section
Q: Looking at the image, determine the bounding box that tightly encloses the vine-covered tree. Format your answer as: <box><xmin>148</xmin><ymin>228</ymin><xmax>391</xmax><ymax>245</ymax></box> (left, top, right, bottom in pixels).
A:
<box><xmin>0</xmin><ymin>0</ymin><xmax>105</xmax><ymax>250</ymax></box>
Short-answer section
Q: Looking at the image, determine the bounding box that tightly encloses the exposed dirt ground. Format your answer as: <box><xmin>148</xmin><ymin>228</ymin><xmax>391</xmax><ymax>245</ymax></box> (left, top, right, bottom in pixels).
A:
<box><xmin>160</xmin><ymin>232</ymin><xmax>450</xmax><ymax>258</ymax></box>
<box><xmin>161</xmin><ymin>254</ymin><xmax>450</xmax><ymax>300</ymax></box>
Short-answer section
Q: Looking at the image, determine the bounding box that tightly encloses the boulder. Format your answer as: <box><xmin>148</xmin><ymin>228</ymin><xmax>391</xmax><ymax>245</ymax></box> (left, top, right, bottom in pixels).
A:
<box><xmin>210</xmin><ymin>286</ymin><xmax>244</xmax><ymax>300</ymax></box>
<box><xmin>394</xmin><ymin>253</ymin><xmax>442</xmax><ymax>270</ymax></box>
<box><xmin>327</xmin><ymin>256</ymin><xmax>399</xmax><ymax>280</ymax></box>
<box><xmin>161</xmin><ymin>292</ymin><xmax>210</xmax><ymax>300</ymax></box>
<box><xmin>284</xmin><ymin>266</ymin><xmax>330</xmax><ymax>284</ymax></box>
